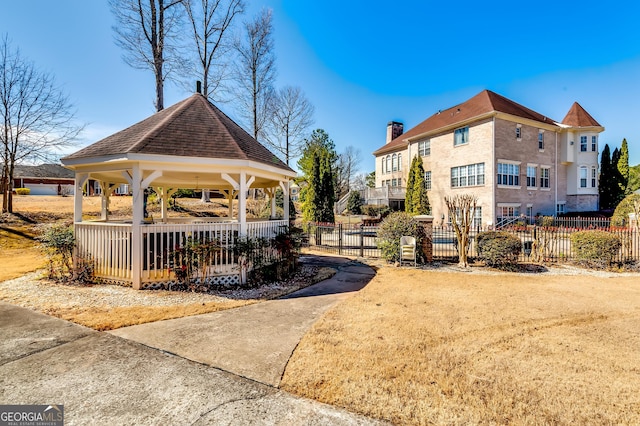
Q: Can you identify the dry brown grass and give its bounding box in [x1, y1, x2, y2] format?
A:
[281, 267, 640, 425]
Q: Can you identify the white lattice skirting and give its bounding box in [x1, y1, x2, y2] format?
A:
[141, 273, 241, 290]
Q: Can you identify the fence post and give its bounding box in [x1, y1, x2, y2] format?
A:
[359, 223, 364, 257]
[338, 223, 343, 255]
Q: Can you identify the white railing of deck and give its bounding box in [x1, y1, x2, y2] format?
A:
[140, 222, 240, 282]
[75, 223, 133, 282]
[76, 220, 285, 285]
[247, 220, 288, 240]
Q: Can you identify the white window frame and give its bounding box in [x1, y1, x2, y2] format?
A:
[556, 203, 566, 215]
[591, 136, 597, 152]
[497, 161, 521, 187]
[540, 167, 550, 189]
[580, 136, 588, 152]
[398, 153, 402, 171]
[386, 155, 391, 174]
[451, 163, 485, 188]
[454, 126, 469, 146]
[526, 165, 537, 188]
[579, 166, 588, 188]
[418, 139, 431, 156]
[538, 131, 544, 150]
[424, 171, 432, 190]
[591, 166, 597, 188]
[515, 125, 522, 140]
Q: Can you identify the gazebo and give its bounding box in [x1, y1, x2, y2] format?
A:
[61, 92, 296, 289]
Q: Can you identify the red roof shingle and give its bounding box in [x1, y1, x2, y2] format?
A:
[63, 94, 293, 172]
[561, 102, 602, 127]
[373, 90, 558, 155]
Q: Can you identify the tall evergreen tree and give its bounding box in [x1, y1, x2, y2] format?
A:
[299, 129, 337, 223]
[618, 138, 630, 195]
[405, 156, 418, 213]
[599, 144, 614, 210]
[411, 159, 430, 215]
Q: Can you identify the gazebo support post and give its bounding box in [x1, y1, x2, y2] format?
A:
[239, 171, 247, 236]
[73, 173, 88, 223]
[280, 180, 290, 222]
[131, 166, 143, 289]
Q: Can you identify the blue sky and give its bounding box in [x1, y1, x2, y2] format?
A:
[3, 0, 640, 172]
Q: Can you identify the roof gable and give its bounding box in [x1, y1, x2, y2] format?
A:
[373, 90, 557, 155]
[561, 102, 601, 127]
[62, 94, 293, 172]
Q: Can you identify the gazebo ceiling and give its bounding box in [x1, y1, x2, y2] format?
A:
[62, 93, 295, 186]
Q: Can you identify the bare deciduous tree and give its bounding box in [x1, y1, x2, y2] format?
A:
[183, 0, 244, 102]
[444, 194, 478, 267]
[110, 0, 186, 111]
[0, 36, 82, 213]
[232, 8, 276, 141]
[265, 85, 314, 165]
[336, 145, 361, 198]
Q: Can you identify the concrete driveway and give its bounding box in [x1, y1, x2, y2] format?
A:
[0, 255, 381, 425]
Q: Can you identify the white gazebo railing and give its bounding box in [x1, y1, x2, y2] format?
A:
[75, 219, 288, 288]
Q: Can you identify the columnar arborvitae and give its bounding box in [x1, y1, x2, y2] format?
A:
[405, 156, 418, 213]
[618, 138, 630, 195]
[411, 158, 430, 215]
[599, 144, 614, 210]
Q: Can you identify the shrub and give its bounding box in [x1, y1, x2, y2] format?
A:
[362, 204, 390, 218]
[476, 231, 522, 270]
[571, 230, 621, 269]
[346, 191, 363, 215]
[611, 193, 640, 227]
[38, 224, 76, 280]
[15, 188, 30, 195]
[376, 211, 425, 263]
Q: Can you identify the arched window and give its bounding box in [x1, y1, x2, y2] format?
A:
[386, 155, 391, 174]
[381, 157, 385, 174]
[398, 153, 402, 171]
[392, 154, 398, 171]
[579, 166, 588, 188]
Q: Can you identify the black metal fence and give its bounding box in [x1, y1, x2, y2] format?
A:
[303, 220, 640, 264]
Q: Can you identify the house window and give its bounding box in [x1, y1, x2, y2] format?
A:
[392, 154, 398, 171]
[398, 153, 402, 171]
[391, 178, 397, 187]
[473, 206, 482, 228]
[526, 166, 537, 187]
[540, 167, 550, 188]
[497, 162, 520, 186]
[381, 157, 385, 174]
[591, 167, 597, 187]
[454, 126, 469, 146]
[591, 136, 597, 152]
[499, 206, 520, 219]
[580, 166, 588, 188]
[538, 131, 544, 150]
[418, 139, 431, 156]
[451, 163, 484, 188]
[556, 203, 566, 215]
[580, 136, 588, 152]
[515, 126, 522, 139]
[386, 155, 391, 174]
[424, 171, 432, 190]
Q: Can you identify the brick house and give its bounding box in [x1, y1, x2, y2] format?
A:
[372, 90, 603, 226]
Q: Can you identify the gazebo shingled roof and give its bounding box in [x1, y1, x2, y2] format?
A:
[63, 93, 293, 173]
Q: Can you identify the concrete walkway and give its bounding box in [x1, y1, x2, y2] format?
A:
[110, 255, 376, 387]
[1, 255, 381, 425]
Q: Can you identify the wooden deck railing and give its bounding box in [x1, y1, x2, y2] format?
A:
[75, 220, 288, 286]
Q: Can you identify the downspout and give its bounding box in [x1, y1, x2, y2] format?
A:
[555, 131, 558, 216]
[491, 116, 496, 227]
